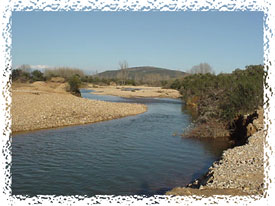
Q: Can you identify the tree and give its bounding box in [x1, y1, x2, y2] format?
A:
[11, 68, 31, 82]
[12, 69, 23, 81]
[44, 67, 84, 80]
[118, 60, 129, 85]
[188, 63, 214, 74]
[18, 64, 31, 73]
[31, 70, 45, 81]
[68, 74, 81, 96]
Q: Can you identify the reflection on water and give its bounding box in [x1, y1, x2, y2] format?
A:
[11, 89, 231, 196]
[181, 104, 199, 121]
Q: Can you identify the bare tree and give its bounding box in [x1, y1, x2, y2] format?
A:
[18, 64, 31, 73]
[44, 67, 84, 80]
[188, 63, 214, 74]
[118, 60, 129, 85]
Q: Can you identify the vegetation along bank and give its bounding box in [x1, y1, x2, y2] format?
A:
[12, 64, 265, 195]
[163, 65, 264, 140]
[11, 78, 147, 134]
[164, 65, 265, 196]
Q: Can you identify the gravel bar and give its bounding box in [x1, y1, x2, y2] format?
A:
[12, 90, 147, 133]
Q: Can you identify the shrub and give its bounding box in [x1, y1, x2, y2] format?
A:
[12, 69, 23, 81]
[219, 65, 264, 121]
[167, 65, 264, 123]
[44, 67, 84, 80]
[31, 70, 45, 81]
[68, 74, 81, 96]
[12, 69, 31, 82]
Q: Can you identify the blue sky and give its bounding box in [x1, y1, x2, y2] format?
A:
[12, 11, 263, 74]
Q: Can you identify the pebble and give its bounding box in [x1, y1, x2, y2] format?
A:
[202, 130, 264, 195]
[11, 90, 147, 133]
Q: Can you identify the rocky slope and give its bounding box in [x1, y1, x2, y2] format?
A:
[167, 109, 264, 196]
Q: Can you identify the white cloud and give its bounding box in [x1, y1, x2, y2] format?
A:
[29, 64, 52, 70]
[13, 64, 52, 70]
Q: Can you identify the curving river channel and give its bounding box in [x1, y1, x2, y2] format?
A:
[12, 89, 231, 196]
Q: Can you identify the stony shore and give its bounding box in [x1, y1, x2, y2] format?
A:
[166, 128, 264, 196]
[11, 82, 147, 133]
[166, 107, 265, 196]
[89, 85, 181, 99]
[12, 82, 265, 196]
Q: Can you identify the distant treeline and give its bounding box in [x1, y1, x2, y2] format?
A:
[12, 65, 85, 82]
[12, 64, 264, 124]
[11, 65, 175, 87]
[12, 66, 84, 96]
[164, 65, 264, 125]
[81, 75, 138, 86]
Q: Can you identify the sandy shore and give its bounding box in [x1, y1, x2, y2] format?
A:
[11, 82, 147, 133]
[88, 85, 181, 99]
[166, 129, 264, 196]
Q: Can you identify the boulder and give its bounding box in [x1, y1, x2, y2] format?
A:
[247, 123, 257, 137]
[253, 108, 264, 130]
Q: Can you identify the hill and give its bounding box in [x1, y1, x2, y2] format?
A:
[95, 66, 187, 84]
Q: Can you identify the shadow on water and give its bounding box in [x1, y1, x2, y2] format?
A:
[182, 137, 234, 186]
[136, 182, 171, 196]
[181, 104, 199, 122]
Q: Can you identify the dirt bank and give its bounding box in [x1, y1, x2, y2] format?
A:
[11, 82, 147, 133]
[88, 85, 181, 99]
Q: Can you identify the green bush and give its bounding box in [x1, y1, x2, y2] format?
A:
[12, 69, 23, 81]
[219, 65, 263, 121]
[68, 74, 81, 96]
[31, 70, 45, 81]
[12, 69, 31, 82]
[166, 65, 264, 123]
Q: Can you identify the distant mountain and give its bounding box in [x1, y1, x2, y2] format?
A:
[96, 66, 187, 81]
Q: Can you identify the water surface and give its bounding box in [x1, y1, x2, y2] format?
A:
[12, 89, 231, 196]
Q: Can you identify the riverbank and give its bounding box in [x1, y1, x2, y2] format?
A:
[166, 127, 264, 196]
[88, 84, 181, 99]
[11, 82, 147, 133]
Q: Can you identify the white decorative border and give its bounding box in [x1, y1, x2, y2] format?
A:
[0, 0, 274, 205]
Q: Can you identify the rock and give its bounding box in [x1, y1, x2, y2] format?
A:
[247, 123, 257, 137]
[253, 119, 263, 130]
[168, 120, 264, 196]
[11, 85, 147, 133]
[203, 130, 264, 195]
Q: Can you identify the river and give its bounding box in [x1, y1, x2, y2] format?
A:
[11, 89, 231, 196]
